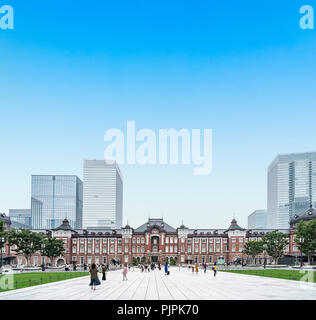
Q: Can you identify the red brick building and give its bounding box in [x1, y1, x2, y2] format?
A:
[1, 215, 308, 267]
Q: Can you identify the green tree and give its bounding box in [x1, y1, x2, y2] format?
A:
[132, 257, 138, 266]
[263, 232, 288, 265]
[141, 256, 146, 264]
[8, 229, 44, 266]
[41, 237, 65, 265]
[295, 220, 316, 265]
[242, 240, 264, 264]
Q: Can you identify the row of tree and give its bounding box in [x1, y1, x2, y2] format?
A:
[0, 221, 65, 266]
[243, 220, 316, 265]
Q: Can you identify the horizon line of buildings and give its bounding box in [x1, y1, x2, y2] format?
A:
[4, 151, 316, 232]
[248, 151, 316, 230]
[8, 160, 123, 231]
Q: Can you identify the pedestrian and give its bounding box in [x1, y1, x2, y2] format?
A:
[213, 263, 217, 277]
[204, 263, 207, 273]
[122, 264, 128, 281]
[195, 263, 199, 274]
[191, 265, 194, 274]
[73, 264, 77, 271]
[164, 262, 169, 275]
[102, 264, 106, 280]
[89, 263, 101, 290]
[83, 263, 87, 271]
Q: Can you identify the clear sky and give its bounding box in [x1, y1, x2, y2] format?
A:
[1, 0, 316, 229]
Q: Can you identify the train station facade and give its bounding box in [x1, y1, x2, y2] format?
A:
[2, 216, 304, 267]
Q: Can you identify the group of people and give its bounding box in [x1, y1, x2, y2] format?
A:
[189, 262, 217, 277]
[89, 263, 110, 290]
[139, 263, 160, 272]
[88, 262, 218, 290]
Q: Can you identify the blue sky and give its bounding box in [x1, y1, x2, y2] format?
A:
[0, 0, 316, 228]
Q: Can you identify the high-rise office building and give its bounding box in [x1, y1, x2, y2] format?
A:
[31, 175, 83, 229]
[247, 210, 267, 229]
[9, 209, 32, 227]
[83, 160, 123, 229]
[267, 152, 316, 229]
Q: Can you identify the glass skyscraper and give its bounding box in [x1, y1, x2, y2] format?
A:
[9, 209, 32, 227]
[31, 175, 83, 229]
[83, 160, 123, 229]
[247, 210, 267, 229]
[267, 152, 316, 229]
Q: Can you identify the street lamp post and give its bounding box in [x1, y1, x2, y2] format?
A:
[0, 236, 4, 269]
[300, 239, 303, 268]
[263, 244, 267, 269]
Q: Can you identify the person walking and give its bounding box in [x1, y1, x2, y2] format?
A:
[191, 265, 194, 274]
[204, 263, 207, 273]
[122, 265, 128, 281]
[213, 263, 217, 277]
[195, 263, 199, 274]
[164, 262, 169, 275]
[89, 263, 101, 290]
[101, 264, 106, 280]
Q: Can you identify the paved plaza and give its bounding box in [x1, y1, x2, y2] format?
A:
[0, 267, 315, 300]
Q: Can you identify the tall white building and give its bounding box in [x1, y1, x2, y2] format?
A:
[267, 152, 316, 229]
[248, 210, 267, 229]
[83, 160, 123, 229]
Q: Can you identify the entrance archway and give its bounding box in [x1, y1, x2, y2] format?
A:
[56, 258, 65, 266]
